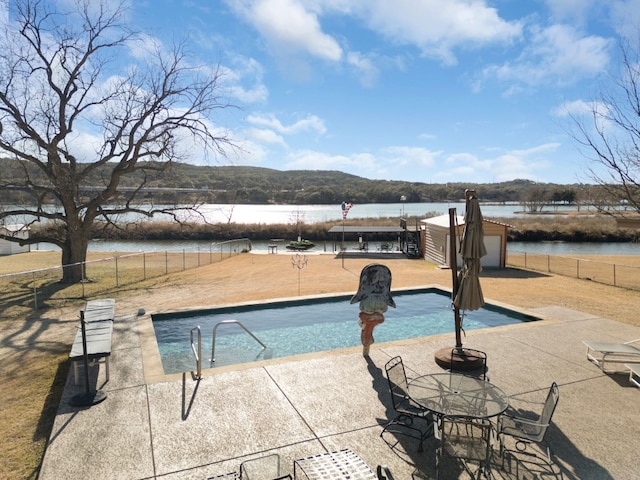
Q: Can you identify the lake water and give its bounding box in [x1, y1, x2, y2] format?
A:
[25, 202, 636, 256]
[150, 201, 586, 224]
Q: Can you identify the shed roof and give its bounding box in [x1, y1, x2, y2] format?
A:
[420, 214, 512, 229]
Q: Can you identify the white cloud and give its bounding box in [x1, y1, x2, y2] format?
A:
[285, 150, 371, 171]
[610, 0, 640, 39]
[244, 128, 287, 147]
[480, 24, 612, 91]
[247, 113, 326, 135]
[381, 146, 439, 167]
[361, 0, 522, 65]
[226, 0, 342, 62]
[542, 0, 598, 23]
[552, 99, 608, 117]
[346, 51, 380, 88]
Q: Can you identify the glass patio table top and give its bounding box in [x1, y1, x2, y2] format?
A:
[408, 372, 509, 419]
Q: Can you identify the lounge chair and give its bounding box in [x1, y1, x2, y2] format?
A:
[626, 364, 640, 388]
[583, 338, 640, 373]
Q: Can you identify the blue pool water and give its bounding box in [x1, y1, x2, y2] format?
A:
[152, 288, 538, 374]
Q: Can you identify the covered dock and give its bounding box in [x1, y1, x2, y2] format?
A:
[327, 225, 420, 257]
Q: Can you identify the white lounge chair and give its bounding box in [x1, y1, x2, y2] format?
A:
[583, 338, 640, 373]
[626, 364, 640, 388]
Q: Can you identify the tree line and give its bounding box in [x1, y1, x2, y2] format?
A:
[0, 157, 598, 207]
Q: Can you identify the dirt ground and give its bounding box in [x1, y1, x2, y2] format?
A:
[0, 250, 639, 479]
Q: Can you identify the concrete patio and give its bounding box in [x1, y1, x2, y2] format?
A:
[39, 299, 639, 479]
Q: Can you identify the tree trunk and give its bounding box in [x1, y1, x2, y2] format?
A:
[60, 232, 89, 284]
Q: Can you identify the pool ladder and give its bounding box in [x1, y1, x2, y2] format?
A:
[189, 320, 268, 378]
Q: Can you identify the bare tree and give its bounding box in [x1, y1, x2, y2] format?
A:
[568, 39, 640, 217]
[0, 0, 236, 283]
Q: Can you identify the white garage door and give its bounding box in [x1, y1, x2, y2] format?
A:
[482, 236, 502, 268]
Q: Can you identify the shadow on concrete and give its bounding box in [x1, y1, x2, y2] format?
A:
[182, 372, 202, 420]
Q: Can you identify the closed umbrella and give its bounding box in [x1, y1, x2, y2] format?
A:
[434, 190, 486, 370]
[454, 191, 486, 312]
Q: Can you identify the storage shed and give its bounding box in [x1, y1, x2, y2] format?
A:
[421, 214, 509, 269]
[0, 224, 31, 255]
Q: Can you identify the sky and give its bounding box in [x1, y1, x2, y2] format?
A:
[5, 0, 640, 185]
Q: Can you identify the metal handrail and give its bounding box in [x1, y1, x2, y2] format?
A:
[190, 326, 202, 379]
[210, 319, 267, 363]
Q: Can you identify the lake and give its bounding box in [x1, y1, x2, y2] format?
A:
[10, 201, 590, 226]
[24, 202, 636, 256]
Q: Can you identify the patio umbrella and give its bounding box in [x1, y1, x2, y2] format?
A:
[454, 191, 486, 313]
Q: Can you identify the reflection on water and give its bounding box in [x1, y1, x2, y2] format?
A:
[30, 238, 636, 256]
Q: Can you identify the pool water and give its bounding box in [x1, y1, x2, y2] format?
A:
[152, 288, 537, 374]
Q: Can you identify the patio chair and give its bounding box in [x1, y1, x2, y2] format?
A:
[381, 356, 434, 452]
[436, 417, 493, 480]
[497, 382, 560, 460]
[376, 465, 395, 479]
[583, 338, 640, 373]
[627, 363, 640, 388]
[240, 453, 291, 479]
[449, 347, 488, 380]
[293, 448, 376, 479]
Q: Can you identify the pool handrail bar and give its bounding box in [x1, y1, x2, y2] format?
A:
[210, 319, 267, 363]
[190, 326, 202, 380]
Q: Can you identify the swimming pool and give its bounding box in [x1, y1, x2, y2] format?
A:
[152, 288, 539, 374]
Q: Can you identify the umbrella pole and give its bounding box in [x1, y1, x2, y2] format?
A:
[447, 208, 463, 349]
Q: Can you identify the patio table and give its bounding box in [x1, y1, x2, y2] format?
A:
[408, 372, 509, 419]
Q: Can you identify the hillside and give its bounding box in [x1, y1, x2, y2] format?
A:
[0, 157, 585, 206]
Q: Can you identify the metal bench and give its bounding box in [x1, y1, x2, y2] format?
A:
[69, 299, 115, 385]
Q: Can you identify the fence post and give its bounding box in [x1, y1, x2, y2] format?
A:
[165, 250, 168, 275]
[143, 252, 147, 280]
[613, 263, 616, 287]
[547, 254, 550, 273]
[183, 249, 186, 271]
[115, 256, 119, 287]
[577, 259, 580, 279]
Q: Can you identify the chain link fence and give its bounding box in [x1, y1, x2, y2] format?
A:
[0, 239, 251, 314]
[507, 251, 640, 291]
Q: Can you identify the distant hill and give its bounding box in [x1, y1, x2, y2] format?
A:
[0, 157, 585, 205]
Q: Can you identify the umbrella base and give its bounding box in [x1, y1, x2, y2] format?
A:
[434, 347, 485, 371]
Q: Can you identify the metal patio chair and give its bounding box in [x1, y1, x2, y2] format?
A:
[437, 416, 493, 480]
[498, 382, 560, 460]
[381, 356, 434, 452]
[449, 347, 488, 380]
[240, 453, 291, 479]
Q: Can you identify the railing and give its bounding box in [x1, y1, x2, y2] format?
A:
[190, 326, 202, 380]
[0, 238, 252, 314]
[210, 319, 267, 364]
[507, 251, 640, 291]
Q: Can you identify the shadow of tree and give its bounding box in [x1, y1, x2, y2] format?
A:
[480, 268, 551, 279]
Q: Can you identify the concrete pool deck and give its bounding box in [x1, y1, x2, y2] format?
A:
[39, 304, 640, 479]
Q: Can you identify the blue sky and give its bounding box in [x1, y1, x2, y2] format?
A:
[6, 1, 640, 185]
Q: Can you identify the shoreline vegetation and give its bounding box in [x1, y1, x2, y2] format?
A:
[77, 212, 640, 244]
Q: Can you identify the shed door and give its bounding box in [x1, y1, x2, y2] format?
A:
[482, 236, 501, 268]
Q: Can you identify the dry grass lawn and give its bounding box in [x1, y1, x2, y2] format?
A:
[1, 250, 639, 479]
